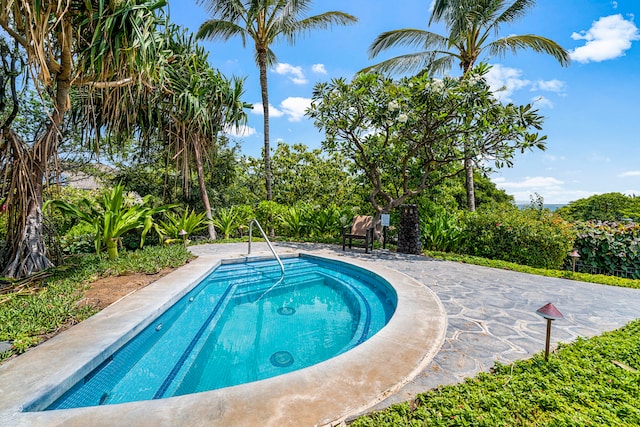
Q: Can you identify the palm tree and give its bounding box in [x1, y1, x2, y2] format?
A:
[364, 0, 570, 211]
[159, 26, 249, 240]
[196, 0, 357, 201]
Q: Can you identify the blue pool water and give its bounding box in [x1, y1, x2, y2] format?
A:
[43, 255, 397, 410]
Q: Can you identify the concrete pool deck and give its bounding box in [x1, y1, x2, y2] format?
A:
[0, 244, 446, 426]
[1, 242, 639, 426]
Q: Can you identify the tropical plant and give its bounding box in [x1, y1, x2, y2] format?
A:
[309, 205, 342, 238]
[157, 26, 249, 240]
[0, 0, 168, 278]
[364, 0, 570, 212]
[308, 67, 546, 227]
[420, 205, 464, 252]
[47, 184, 174, 260]
[572, 221, 640, 279]
[155, 209, 211, 245]
[212, 207, 244, 239]
[279, 205, 309, 238]
[196, 0, 357, 201]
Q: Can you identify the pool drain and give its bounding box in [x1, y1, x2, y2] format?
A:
[277, 306, 296, 316]
[270, 351, 294, 367]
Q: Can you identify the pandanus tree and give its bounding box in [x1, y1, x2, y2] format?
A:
[196, 0, 357, 201]
[157, 26, 249, 240]
[364, 0, 570, 211]
[0, 0, 169, 278]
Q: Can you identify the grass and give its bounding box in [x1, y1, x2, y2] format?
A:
[351, 319, 640, 426]
[0, 244, 192, 361]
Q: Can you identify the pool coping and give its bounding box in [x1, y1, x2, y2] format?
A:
[0, 248, 447, 426]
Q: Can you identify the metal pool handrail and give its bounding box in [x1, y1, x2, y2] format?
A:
[248, 219, 285, 277]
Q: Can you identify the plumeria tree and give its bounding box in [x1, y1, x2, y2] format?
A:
[307, 67, 547, 225]
[364, 0, 570, 211]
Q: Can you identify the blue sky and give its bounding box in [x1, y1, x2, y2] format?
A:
[169, 0, 640, 204]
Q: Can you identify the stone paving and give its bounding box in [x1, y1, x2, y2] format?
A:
[191, 242, 640, 411]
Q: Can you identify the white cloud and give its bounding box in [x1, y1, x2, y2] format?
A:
[273, 63, 307, 85]
[570, 14, 640, 63]
[312, 64, 327, 74]
[532, 96, 554, 109]
[533, 79, 566, 92]
[224, 124, 256, 138]
[485, 64, 531, 101]
[252, 102, 284, 118]
[620, 171, 640, 177]
[612, 1, 618, 9]
[496, 176, 564, 189]
[279, 97, 311, 122]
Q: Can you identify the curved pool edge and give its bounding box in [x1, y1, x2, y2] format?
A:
[0, 247, 447, 427]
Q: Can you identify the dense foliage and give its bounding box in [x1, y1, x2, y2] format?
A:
[352, 319, 640, 427]
[458, 204, 575, 269]
[308, 66, 546, 224]
[556, 192, 640, 222]
[573, 221, 640, 279]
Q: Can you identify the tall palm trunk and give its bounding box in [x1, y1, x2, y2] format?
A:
[193, 135, 217, 240]
[464, 157, 476, 211]
[257, 48, 272, 201]
[462, 63, 476, 212]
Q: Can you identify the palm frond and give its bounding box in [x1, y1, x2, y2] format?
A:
[196, 19, 248, 45]
[289, 12, 358, 43]
[360, 51, 450, 76]
[488, 35, 570, 66]
[493, 0, 537, 27]
[368, 29, 449, 59]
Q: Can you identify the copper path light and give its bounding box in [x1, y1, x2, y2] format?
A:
[535, 303, 564, 361]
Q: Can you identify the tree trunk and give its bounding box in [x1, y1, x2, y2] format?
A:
[257, 50, 272, 202]
[465, 157, 476, 212]
[1, 126, 56, 277]
[1, 25, 72, 278]
[2, 190, 54, 278]
[193, 136, 217, 240]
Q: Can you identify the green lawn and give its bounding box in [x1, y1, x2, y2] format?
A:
[352, 319, 640, 426]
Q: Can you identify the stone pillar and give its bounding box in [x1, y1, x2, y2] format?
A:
[397, 204, 422, 254]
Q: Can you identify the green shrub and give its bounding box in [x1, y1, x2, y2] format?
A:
[279, 204, 310, 238]
[254, 201, 287, 235]
[459, 204, 575, 269]
[154, 208, 212, 244]
[308, 205, 342, 238]
[420, 204, 463, 252]
[573, 221, 640, 279]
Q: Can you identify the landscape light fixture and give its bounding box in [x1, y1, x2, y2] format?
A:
[569, 250, 580, 273]
[179, 229, 188, 246]
[535, 302, 564, 361]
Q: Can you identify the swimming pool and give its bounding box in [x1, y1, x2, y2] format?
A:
[42, 256, 397, 410]
[0, 246, 446, 426]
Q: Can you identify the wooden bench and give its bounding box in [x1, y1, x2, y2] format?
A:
[342, 215, 374, 253]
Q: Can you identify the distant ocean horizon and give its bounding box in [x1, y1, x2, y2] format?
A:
[516, 203, 566, 212]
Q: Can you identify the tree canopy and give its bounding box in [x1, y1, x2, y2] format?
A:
[556, 193, 640, 223]
[307, 67, 546, 223]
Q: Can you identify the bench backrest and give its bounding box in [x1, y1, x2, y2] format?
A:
[350, 215, 373, 236]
